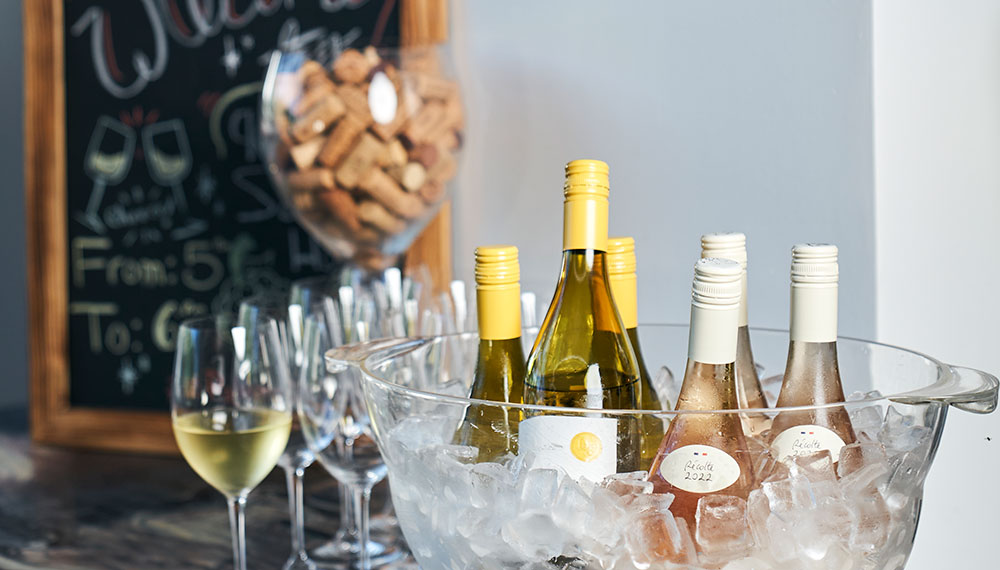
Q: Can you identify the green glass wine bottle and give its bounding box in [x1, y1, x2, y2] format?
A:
[454, 245, 526, 462]
[521, 159, 640, 480]
[607, 236, 667, 471]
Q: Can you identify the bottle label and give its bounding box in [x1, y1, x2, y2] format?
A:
[659, 444, 741, 494]
[771, 424, 847, 462]
[518, 415, 618, 481]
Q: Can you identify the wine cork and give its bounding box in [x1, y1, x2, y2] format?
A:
[359, 168, 427, 219]
[291, 95, 346, 143]
[332, 49, 373, 84]
[336, 133, 385, 189]
[415, 75, 458, 100]
[293, 77, 336, 115]
[358, 200, 406, 234]
[298, 60, 326, 88]
[289, 137, 324, 170]
[287, 169, 335, 192]
[378, 139, 409, 168]
[397, 162, 427, 192]
[409, 143, 439, 169]
[370, 103, 408, 141]
[402, 101, 445, 146]
[317, 187, 361, 233]
[426, 151, 456, 183]
[337, 85, 373, 126]
[317, 114, 366, 167]
[418, 180, 446, 204]
[363, 46, 382, 68]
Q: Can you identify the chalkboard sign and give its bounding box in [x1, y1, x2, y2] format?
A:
[27, 0, 448, 453]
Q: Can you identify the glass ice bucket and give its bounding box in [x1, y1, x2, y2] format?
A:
[325, 325, 998, 570]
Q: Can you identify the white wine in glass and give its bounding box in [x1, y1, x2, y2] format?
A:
[171, 315, 292, 570]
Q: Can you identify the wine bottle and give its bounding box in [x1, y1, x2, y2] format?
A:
[769, 244, 856, 462]
[455, 245, 527, 462]
[700, 233, 770, 436]
[647, 258, 756, 523]
[522, 159, 640, 480]
[607, 236, 666, 471]
[174, 407, 292, 498]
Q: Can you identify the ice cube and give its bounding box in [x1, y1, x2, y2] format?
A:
[500, 512, 569, 561]
[387, 414, 456, 453]
[604, 476, 654, 498]
[695, 495, 752, 565]
[837, 442, 890, 494]
[722, 556, 777, 570]
[746, 489, 771, 547]
[624, 510, 697, 566]
[849, 404, 885, 439]
[788, 450, 836, 483]
[756, 451, 791, 483]
[518, 468, 562, 513]
[883, 450, 925, 516]
[551, 477, 594, 535]
[469, 461, 515, 509]
[880, 406, 933, 456]
[628, 492, 675, 516]
[848, 490, 891, 552]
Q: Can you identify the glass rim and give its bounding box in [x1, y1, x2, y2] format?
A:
[344, 323, 967, 417]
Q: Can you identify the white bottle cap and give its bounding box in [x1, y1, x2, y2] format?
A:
[791, 243, 838, 285]
[789, 244, 838, 342]
[692, 258, 742, 307]
[689, 258, 741, 364]
[701, 232, 749, 326]
[700, 232, 747, 268]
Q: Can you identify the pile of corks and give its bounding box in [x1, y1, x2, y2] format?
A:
[273, 47, 462, 270]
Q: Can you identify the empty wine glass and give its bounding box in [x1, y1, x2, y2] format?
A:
[299, 307, 404, 569]
[239, 296, 316, 570]
[171, 315, 292, 570]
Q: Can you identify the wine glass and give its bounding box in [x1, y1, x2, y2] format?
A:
[238, 296, 317, 570]
[171, 315, 292, 570]
[298, 307, 404, 569]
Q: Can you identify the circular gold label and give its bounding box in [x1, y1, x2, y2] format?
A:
[569, 432, 603, 462]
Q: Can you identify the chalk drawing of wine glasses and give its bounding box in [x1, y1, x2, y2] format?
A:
[142, 119, 206, 240]
[76, 116, 135, 234]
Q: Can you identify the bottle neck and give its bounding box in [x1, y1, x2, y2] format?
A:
[688, 303, 739, 365]
[477, 282, 521, 341]
[790, 283, 837, 342]
[608, 272, 638, 329]
[562, 195, 608, 252]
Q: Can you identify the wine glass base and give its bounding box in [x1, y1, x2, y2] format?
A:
[283, 552, 319, 570]
[310, 532, 405, 569]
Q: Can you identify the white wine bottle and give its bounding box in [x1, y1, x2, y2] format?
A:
[522, 159, 640, 480]
[455, 245, 526, 462]
[700, 233, 770, 436]
[769, 244, 856, 463]
[647, 258, 756, 523]
[607, 236, 666, 471]
[174, 407, 292, 498]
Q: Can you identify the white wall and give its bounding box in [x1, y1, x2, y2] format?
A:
[874, 1, 1000, 569]
[450, 0, 876, 337]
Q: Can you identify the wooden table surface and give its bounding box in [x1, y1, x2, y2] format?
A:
[0, 410, 413, 569]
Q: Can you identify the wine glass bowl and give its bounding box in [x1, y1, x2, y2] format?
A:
[261, 42, 464, 272]
[336, 324, 998, 570]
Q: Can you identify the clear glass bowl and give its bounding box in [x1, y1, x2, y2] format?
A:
[261, 42, 462, 272]
[327, 325, 997, 570]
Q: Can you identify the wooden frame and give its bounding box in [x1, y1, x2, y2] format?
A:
[26, 0, 453, 454]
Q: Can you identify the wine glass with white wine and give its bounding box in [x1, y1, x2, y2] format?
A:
[171, 315, 292, 570]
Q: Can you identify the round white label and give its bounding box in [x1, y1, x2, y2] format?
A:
[659, 444, 741, 494]
[770, 424, 847, 463]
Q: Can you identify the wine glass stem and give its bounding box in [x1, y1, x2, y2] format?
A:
[284, 465, 309, 559]
[351, 485, 373, 570]
[340, 484, 355, 538]
[226, 495, 248, 570]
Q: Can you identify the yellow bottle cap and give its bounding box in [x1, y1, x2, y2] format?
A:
[606, 236, 637, 277]
[475, 245, 520, 286]
[563, 159, 610, 198]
